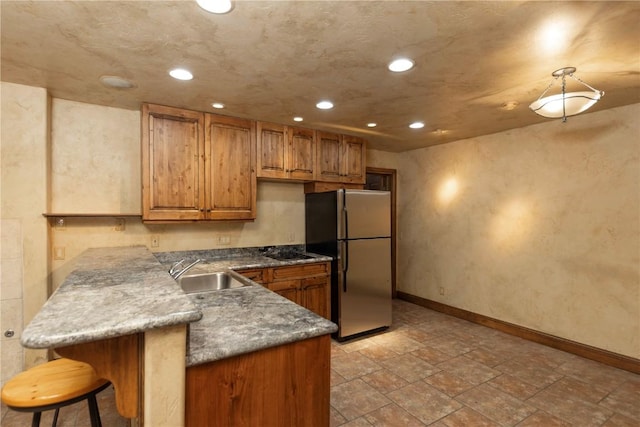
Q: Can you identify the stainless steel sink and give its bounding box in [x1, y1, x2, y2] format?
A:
[179, 271, 248, 294]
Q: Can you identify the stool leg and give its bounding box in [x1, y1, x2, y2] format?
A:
[87, 393, 102, 427]
[31, 411, 41, 427]
[52, 408, 60, 427]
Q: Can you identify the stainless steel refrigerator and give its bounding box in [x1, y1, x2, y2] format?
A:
[305, 189, 392, 340]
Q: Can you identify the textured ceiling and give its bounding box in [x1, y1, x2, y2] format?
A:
[1, 1, 639, 152]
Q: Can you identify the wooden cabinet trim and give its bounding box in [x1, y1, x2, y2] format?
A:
[56, 334, 141, 419]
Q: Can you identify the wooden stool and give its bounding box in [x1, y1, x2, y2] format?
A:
[1, 358, 110, 427]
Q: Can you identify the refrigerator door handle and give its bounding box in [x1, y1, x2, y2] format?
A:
[341, 240, 349, 292]
[340, 189, 349, 292]
[343, 190, 349, 240]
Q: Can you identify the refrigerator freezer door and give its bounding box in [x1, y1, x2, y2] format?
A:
[339, 190, 391, 240]
[339, 238, 392, 338]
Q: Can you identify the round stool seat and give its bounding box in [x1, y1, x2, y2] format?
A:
[2, 358, 109, 412]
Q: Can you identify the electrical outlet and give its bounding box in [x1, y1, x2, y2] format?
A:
[217, 235, 231, 245]
[53, 246, 65, 260]
[114, 218, 125, 231]
[287, 232, 295, 243]
[439, 287, 445, 296]
[151, 235, 159, 248]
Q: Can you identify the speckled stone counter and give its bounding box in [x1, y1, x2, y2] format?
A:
[155, 247, 337, 366]
[21, 246, 202, 349]
[21, 244, 337, 367]
[186, 282, 336, 366]
[153, 244, 332, 271]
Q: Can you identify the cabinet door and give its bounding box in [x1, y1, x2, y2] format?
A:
[204, 114, 257, 220]
[301, 275, 330, 319]
[142, 104, 205, 221]
[272, 263, 329, 281]
[315, 131, 342, 182]
[235, 268, 266, 284]
[268, 279, 301, 305]
[256, 122, 287, 179]
[288, 127, 315, 181]
[341, 135, 366, 184]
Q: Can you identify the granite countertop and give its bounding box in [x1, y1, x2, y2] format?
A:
[21, 245, 337, 366]
[163, 250, 337, 366]
[186, 283, 337, 366]
[21, 246, 202, 349]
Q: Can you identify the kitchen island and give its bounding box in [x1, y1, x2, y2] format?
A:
[21, 245, 337, 426]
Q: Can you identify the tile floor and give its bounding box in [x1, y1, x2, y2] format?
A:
[329, 299, 639, 426]
[2, 299, 638, 426]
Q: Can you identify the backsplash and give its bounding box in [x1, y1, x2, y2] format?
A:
[154, 244, 306, 265]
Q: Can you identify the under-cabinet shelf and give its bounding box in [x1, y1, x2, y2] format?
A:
[43, 213, 142, 218]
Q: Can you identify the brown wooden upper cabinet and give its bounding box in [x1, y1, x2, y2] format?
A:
[256, 122, 315, 181]
[205, 114, 257, 220]
[316, 131, 366, 184]
[142, 104, 256, 222]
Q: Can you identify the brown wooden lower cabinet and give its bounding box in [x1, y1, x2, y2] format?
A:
[185, 335, 331, 427]
[237, 262, 331, 320]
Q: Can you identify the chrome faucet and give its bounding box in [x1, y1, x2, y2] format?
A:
[169, 259, 202, 280]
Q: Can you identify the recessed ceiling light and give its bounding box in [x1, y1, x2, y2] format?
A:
[169, 68, 193, 81]
[211, 102, 225, 109]
[433, 128, 449, 136]
[316, 100, 334, 110]
[293, 117, 304, 122]
[367, 123, 377, 128]
[388, 58, 415, 73]
[196, 0, 233, 14]
[99, 75, 135, 89]
[409, 122, 425, 129]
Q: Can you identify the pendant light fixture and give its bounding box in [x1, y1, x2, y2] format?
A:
[529, 67, 604, 122]
[196, 0, 233, 14]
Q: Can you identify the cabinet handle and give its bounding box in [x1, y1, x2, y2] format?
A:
[200, 208, 204, 212]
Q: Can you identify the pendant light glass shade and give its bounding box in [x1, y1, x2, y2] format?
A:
[196, 0, 233, 14]
[529, 91, 602, 118]
[529, 67, 604, 122]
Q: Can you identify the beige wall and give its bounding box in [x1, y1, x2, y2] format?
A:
[4, 82, 637, 373]
[1, 82, 49, 378]
[51, 100, 141, 213]
[367, 148, 399, 171]
[48, 99, 306, 289]
[397, 103, 640, 359]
